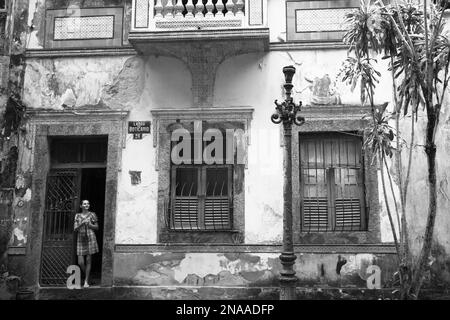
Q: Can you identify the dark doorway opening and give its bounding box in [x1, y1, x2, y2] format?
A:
[40, 136, 108, 287]
[79, 168, 106, 285]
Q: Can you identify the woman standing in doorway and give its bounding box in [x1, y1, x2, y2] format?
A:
[74, 199, 99, 288]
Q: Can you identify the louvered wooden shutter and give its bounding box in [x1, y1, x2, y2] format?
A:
[303, 197, 329, 231]
[204, 167, 232, 230]
[333, 137, 364, 231]
[170, 166, 232, 230]
[173, 197, 199, 230]
[300, 138, 331, 231]
[171, 167, 200, 230]
[300, 133, 365, 232]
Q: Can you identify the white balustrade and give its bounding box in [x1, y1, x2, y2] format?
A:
[164, 0, 174, 19]
[174, 0, 184, 19]
[154, 0, 243, 20]
[215, 1, 225, 18]
[205, 0, 214, 18]
[155, 0, 164, 18]
[225, 0, 235, 18]
[185, 0, 195, 18]
[195, 0, 204, 18]
[235, 0, 244, 17]
[130, 0, 268, 32]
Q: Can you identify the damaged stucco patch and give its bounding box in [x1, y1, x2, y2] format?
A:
[117, 252, 281, 287]
[115, 252, 399, 288]
[23, 56, 136, 110]
[100, 56, 145, 110]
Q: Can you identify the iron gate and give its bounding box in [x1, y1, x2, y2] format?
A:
[40, 169, 79, 286]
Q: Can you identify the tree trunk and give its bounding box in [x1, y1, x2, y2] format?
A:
[409, 111, 438, 299]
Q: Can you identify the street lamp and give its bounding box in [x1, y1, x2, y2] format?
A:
[271, 65, 305, 300]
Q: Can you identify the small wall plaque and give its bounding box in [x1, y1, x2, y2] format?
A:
[128, 121, 151, 140]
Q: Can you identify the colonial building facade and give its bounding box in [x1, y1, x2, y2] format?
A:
[1, 0, 450, 299]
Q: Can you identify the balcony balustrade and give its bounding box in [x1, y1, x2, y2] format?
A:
[131, 0, 266, 32]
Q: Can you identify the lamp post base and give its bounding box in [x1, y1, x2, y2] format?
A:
[279, 251, 297, 300]
[279, 277, 297, 300]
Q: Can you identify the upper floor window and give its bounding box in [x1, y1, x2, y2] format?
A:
[299, 132, 366, 232]
[0, 1, 6, 11]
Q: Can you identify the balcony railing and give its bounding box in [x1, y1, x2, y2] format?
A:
[131, 0, 267, 32]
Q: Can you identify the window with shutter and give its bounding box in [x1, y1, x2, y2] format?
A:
[169, 165, 233, 231]
[168, 130, 233, 231]
[300, 132, 366, 232]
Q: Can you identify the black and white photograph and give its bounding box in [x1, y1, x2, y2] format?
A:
[1, 0, 450, 307]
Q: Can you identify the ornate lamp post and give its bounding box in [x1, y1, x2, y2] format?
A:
[271, 65, 305, 300]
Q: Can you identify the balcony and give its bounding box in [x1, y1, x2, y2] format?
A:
[129, 0, 269, 55]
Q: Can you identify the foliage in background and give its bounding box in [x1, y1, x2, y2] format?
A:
[339, 0, 450, 299]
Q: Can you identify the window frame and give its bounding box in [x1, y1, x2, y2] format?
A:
[299, 132, 367, 232]
[151, 108, 253, 245]
[291, 105, 381, 245]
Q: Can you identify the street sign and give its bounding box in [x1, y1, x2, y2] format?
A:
[128, 121, 151, 140]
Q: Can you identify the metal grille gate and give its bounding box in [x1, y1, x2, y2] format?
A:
[40, 169, 79, 286]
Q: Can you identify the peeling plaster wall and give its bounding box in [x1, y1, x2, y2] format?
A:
[24, 56, 131, 109]
[392, 101, 450, 257]
[113, 251, 397, 290]
[20, 54, 192, 246]
[2, 0, 31, 256]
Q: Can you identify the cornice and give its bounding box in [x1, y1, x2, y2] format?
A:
[25, 47, 137, 58]
[150, 107, 254, 121]
[26, 108, 129, 123]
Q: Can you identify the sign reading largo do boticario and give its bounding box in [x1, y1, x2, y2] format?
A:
[128, 121, 151, 139]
